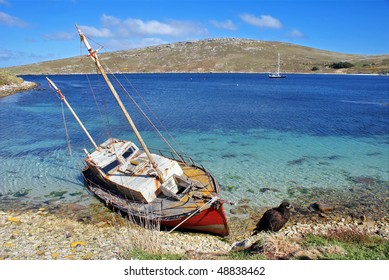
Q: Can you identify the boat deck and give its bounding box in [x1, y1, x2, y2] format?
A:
[84, 161, 219, 220]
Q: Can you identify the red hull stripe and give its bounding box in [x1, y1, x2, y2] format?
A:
[161, 205, 229, 236]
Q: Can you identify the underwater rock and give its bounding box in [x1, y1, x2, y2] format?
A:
[44, 191, 68, 198]
[12, 189, 31, 198]
[287, 186, 308, 197]
[238, 198, 251, 204]
[69, 192, 83, 197]
[287, 158, 307, 166]
[221, 153, 237, 159]
[349, 176, 379, 185]
[226, 185, 237, 192]
[259, 188, 280, 193]
[326, 155, 344, 160]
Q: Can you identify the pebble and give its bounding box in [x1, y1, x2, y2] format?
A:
[7, 217, 21, 223]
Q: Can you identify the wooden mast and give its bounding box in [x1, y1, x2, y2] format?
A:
[46, 77, 98, 149]
[75, 24, 165, 183]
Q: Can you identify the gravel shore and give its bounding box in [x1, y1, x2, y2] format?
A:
[0, 205, 231, 260]
[1, 200, 387, 260]
[0, 81, 38, 98]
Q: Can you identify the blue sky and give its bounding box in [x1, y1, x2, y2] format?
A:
[1, 0, 388, 67]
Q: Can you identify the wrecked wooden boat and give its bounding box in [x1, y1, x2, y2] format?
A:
[46, 25, 229, 236]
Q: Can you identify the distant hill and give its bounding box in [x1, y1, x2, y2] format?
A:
[6, 38, 389, 75]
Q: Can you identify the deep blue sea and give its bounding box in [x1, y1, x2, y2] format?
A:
[0, 73, 388, 207]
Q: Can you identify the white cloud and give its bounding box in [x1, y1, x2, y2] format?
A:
[0, 48, 18, 60]
[105, 37, 166, 50]
[40, 14, 208, 54]
[101, 14, 120, 27]
[123, 18, 178, 36]
[0, 48, 49, 67]
[286, 28, 306, 39]
[0, 0, 10, 6]
[43, 31, 76, 41]
[0, 11, 28, 27]
[240, 13, 282, 29]
[78, 25, 113, 38]
[99, 14, 207, 37]
[209, 19, 237, 31]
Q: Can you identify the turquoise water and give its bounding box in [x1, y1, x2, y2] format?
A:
[0, 74, 388, 207]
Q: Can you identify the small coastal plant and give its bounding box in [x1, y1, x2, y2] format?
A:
[328, 61, 354, 69]
[302, 231, 389, 260]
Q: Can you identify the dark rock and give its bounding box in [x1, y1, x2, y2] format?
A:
[294, 206, 311, 215]
[349, 176, 378, 185]
[318, 213, 327, 218]
[259, 188, 280, 193]
[230, 239, 252, 252]
[311, 202, 334, 213]
[287, 158, 307, 166]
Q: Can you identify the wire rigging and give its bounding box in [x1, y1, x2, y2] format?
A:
[61, 101, 72, 156]
[100, 60, 186, 161]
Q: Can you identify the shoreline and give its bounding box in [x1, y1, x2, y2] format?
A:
[0, 81, 39, 99]
[1, 179, 388, 260]
[1, 159, 388, 260]
[1, 202, 387, 260]
[19, 71, 387, 76]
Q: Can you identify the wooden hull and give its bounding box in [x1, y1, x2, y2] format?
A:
[82, 166, 229, 236]
[160, 203, 229, 236]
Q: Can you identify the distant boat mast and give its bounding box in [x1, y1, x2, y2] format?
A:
[269, 53, 286, 78]
[276, 53, 281, 75]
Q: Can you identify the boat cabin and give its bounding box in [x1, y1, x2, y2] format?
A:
[85, 138, 184, 203]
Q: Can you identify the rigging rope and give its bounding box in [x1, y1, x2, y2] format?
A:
[167, 196, 219, 234]
[79, 36, 188, 161]
[100, 60, 186, 160]
[122, 74, 188, 157]
[48, 80, 73, 156]
[61, 102, 72, 156]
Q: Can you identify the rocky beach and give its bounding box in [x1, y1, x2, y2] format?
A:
[1, 179, 388, 260]
[0, 81, 38, 98]
[0, 69, 38, 98]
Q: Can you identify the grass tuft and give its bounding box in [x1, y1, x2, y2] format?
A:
[302, 230, 389, 260]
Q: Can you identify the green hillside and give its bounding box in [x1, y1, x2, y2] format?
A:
[0, 70, 24, 86]
[6, 39, 389, 75]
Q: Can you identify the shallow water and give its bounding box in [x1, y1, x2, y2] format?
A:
[0, 73, 388, 208]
